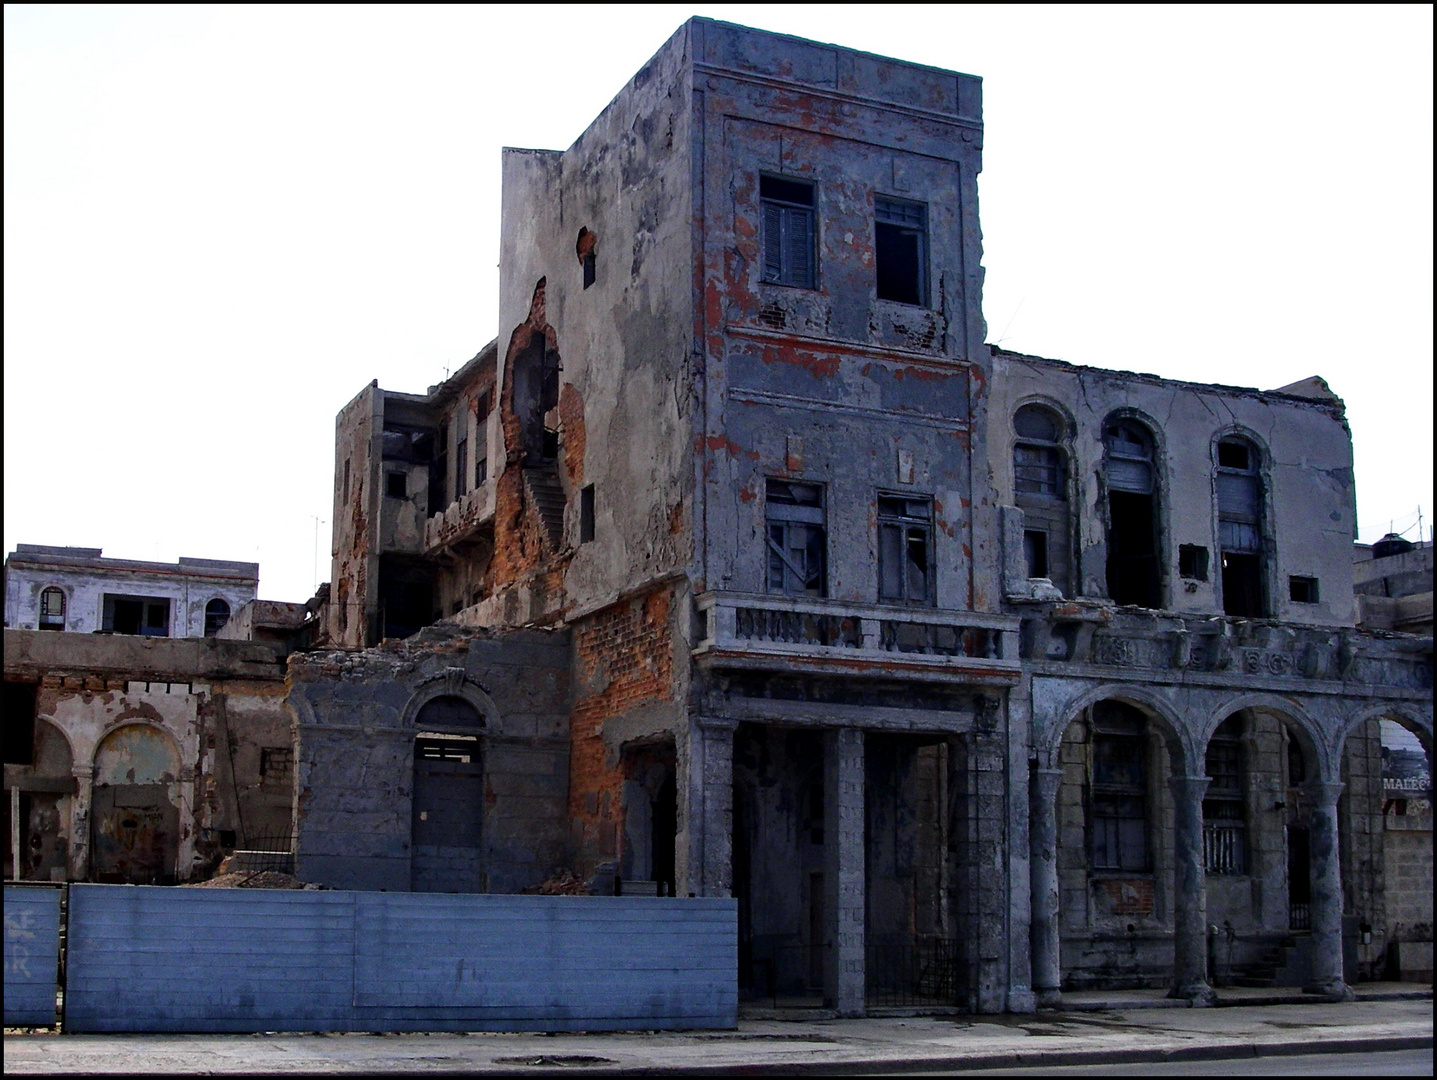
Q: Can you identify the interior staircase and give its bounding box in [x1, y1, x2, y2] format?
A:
[523, 466, 566, 549]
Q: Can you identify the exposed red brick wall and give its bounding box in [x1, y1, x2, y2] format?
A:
[568, 588, 675, 879]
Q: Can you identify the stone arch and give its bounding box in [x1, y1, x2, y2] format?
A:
[1041, 682, 1194, 774]
[1200, 692, 1327, 775]
[32, 715, 78, 774]
[90, 722, 183, 885]
[1339, 700, 1433, 757]
[400, 668, 497, 732]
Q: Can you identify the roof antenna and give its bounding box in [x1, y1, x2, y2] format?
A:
[994, 297, 1026, 346]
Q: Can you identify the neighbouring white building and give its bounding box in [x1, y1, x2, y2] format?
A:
[4, 545, 258, 639]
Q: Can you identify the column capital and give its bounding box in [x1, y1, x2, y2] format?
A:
[693, 714, 738, 734]
[1168, 773, 1210, 800]
[1303, 779, 1345, 807]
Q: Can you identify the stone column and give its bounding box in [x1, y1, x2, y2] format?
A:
[70, 764, 94, 881]
[1305, 779, 1355, 1000]
[1169, 773, 1216, 1004]
[679, 716, 736, 899]
[824, 727, 865, 1016]
[1029, 766, 1064, 1006]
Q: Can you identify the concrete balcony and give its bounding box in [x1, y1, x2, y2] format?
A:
[693, 592, 1023, 685]
[424, 483, 495, 557]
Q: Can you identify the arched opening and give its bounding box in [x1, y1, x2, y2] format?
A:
[1103, 418, 1161, 608]
[1216, 435, 1266, 616]
[38, 587, 66, 631]
[204, 598, 231, 636]
[4, 717, 73, 881]
[410, 695, 486, 893]
[91, 724, 181, 885]
[1014, 403, 1072, 595]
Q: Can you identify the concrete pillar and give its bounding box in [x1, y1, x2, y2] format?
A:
[1169, 773, 1216, 1005]
[70, 765, 94, 881]
[1029, 766, 1064, 1006]
[823, 727, 865, 1016]
[678, 716, 735, 899]
[1305, 779, 1355, 1000]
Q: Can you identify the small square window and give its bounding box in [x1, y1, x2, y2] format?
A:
[386, 472, 407, 499]
[1289, 576, 1319, 604]
[1179, 545, 1209, 581]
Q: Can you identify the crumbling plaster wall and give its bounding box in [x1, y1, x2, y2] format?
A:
[988, 352, 1356, 624]
[289, 624, 572, 893]
[331, 382, 381, 647]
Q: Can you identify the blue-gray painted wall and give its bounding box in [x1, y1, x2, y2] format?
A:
[3, 885, 61, 1027]
[64, 885, 736, 1033]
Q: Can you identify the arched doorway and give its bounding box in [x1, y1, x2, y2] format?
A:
[91, 724, 181, 885]
[410, 694, 485, 893]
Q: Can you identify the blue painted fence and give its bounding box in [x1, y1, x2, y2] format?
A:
[3, 885, 62, 1027]
[64, 885, 736, 1033]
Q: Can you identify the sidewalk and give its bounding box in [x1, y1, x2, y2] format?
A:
[5, 991, 1431, 1075]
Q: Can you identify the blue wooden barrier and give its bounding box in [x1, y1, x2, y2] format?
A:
[64, 884, 736, 1033]
[3, 885, 62, 1027]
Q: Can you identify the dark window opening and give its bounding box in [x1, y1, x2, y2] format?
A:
[476, 390, 493, 418]
[576, 227, 598, 290]
[583, 252, 596, 289]
[1090, 702, 1150, 872]
[515, 335, 563, 466]
[875, 195, 927, 306]
[218, 829, 237, 849]
[1217, 437, 1265, 617]
[1289, 576, 1319, 604]
[476, 457, 488, 486]
[580, 484, 596, 544]
[1104, 420, 1161, 608]
[386, 472, 407, 499]
[878, 495, 933, 604]
[760, 175, 815, 289]
[204, 598, 231, 636]
[342, 458, 351, 501]
[1287, 735, 1307, 785]
[1203, 715, 1246, 874]
[102, 595, 170, 637]
[39, 587, 66, 630]
[1024, 530, 1049, 579]
[377, 554, 435, 641]
[3, 683, 37, 765]
[766, 479, 826, 596]
[381, 425, 435, 465]
[1179, 544, 1209, 581]
[455, 438, 468, 502]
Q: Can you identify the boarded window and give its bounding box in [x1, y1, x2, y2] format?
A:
[877, 495, 933, 604]
[766, 479, 826, 596]
[875, 195, 927, 305]
[760, 175, 816, 289]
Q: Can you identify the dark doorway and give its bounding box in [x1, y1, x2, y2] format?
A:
[1107, 491, 1160, 607]
[378, 554, 436, 641]
[1288, 826, 1311, 930]
[651, 773, 677, 897]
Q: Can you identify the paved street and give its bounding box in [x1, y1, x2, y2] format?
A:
[5, 997, 1431, 1075]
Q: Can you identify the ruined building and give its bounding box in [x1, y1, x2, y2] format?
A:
[296, 19, 1432, 1013]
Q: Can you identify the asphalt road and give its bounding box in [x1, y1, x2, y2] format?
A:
[903, 1046, 1434, 1075]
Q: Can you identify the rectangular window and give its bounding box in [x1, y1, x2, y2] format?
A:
[1179, 544, 1209, 581]
[875, 195, 927, 306]
[1204, 721, 1246, 874]
[580, 484, 596, 543]
[1289, 576, 1319, 603]
[102, 595, 170, 637]
[476, 456, 488, 486]
[1015, 444, 1062, 495]
[342, 458, 350, 501]
[1023, 529, 1049, 579]
[1091, 720, 1149, 872]
[455, 438, 468, 502]
[476, 390, 493, 418]
[878, 495, 934, 604]
[766, 479, 826, 596]
[582, 252, 596, 289]
[386, 472, 407, 499]
[760, 175, 816, 289]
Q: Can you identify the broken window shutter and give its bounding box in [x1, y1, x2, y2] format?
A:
[879, 523, 903, 598]
[763, 202, 784, 281]
[1106, 458, 1152, 494]
[1216, 472, 1259, 520]
[783, 206, 813, 287]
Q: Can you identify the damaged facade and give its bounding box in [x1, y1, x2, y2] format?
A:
[296, 18, 1431, 1014]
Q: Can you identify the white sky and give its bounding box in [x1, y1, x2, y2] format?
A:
[5, 4, 1432, 604]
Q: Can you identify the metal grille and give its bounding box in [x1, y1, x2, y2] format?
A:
[865, 936, 963, 1008]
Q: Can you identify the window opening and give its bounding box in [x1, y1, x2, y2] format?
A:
[760, 175, 815, 289]
[576, 227, 598, 290]
[1023, 530, 1049, 579]
[580, 484, 596, 544]
[3, 684, 37, 764]
[476, 456, 488, 486]
[342, 458, 351, 501]
[476, 390, 493, 418]
[39, 587, 66, 630]
[878, 495, 934, 604]
[386, 472, 407, 499]
[875, 195, 927, 306]
[1014, 403, 1071, 594]
[1289, 575, 1319, 604]
[1217, 437, 1264, 616]
[1104, 419, 1160, 608]
[455, 438, 468, 502]
[204, 598, 231, 636]
[766, 479, 826, 596]
[102, 595, 170, 637]
[1203, 715, 1246, 874]
[1287, 732, 1307, 786]
[1179, 544, 1209, 581]
[433, 423, 450, 510]
[1090, 702, 1149, 872]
